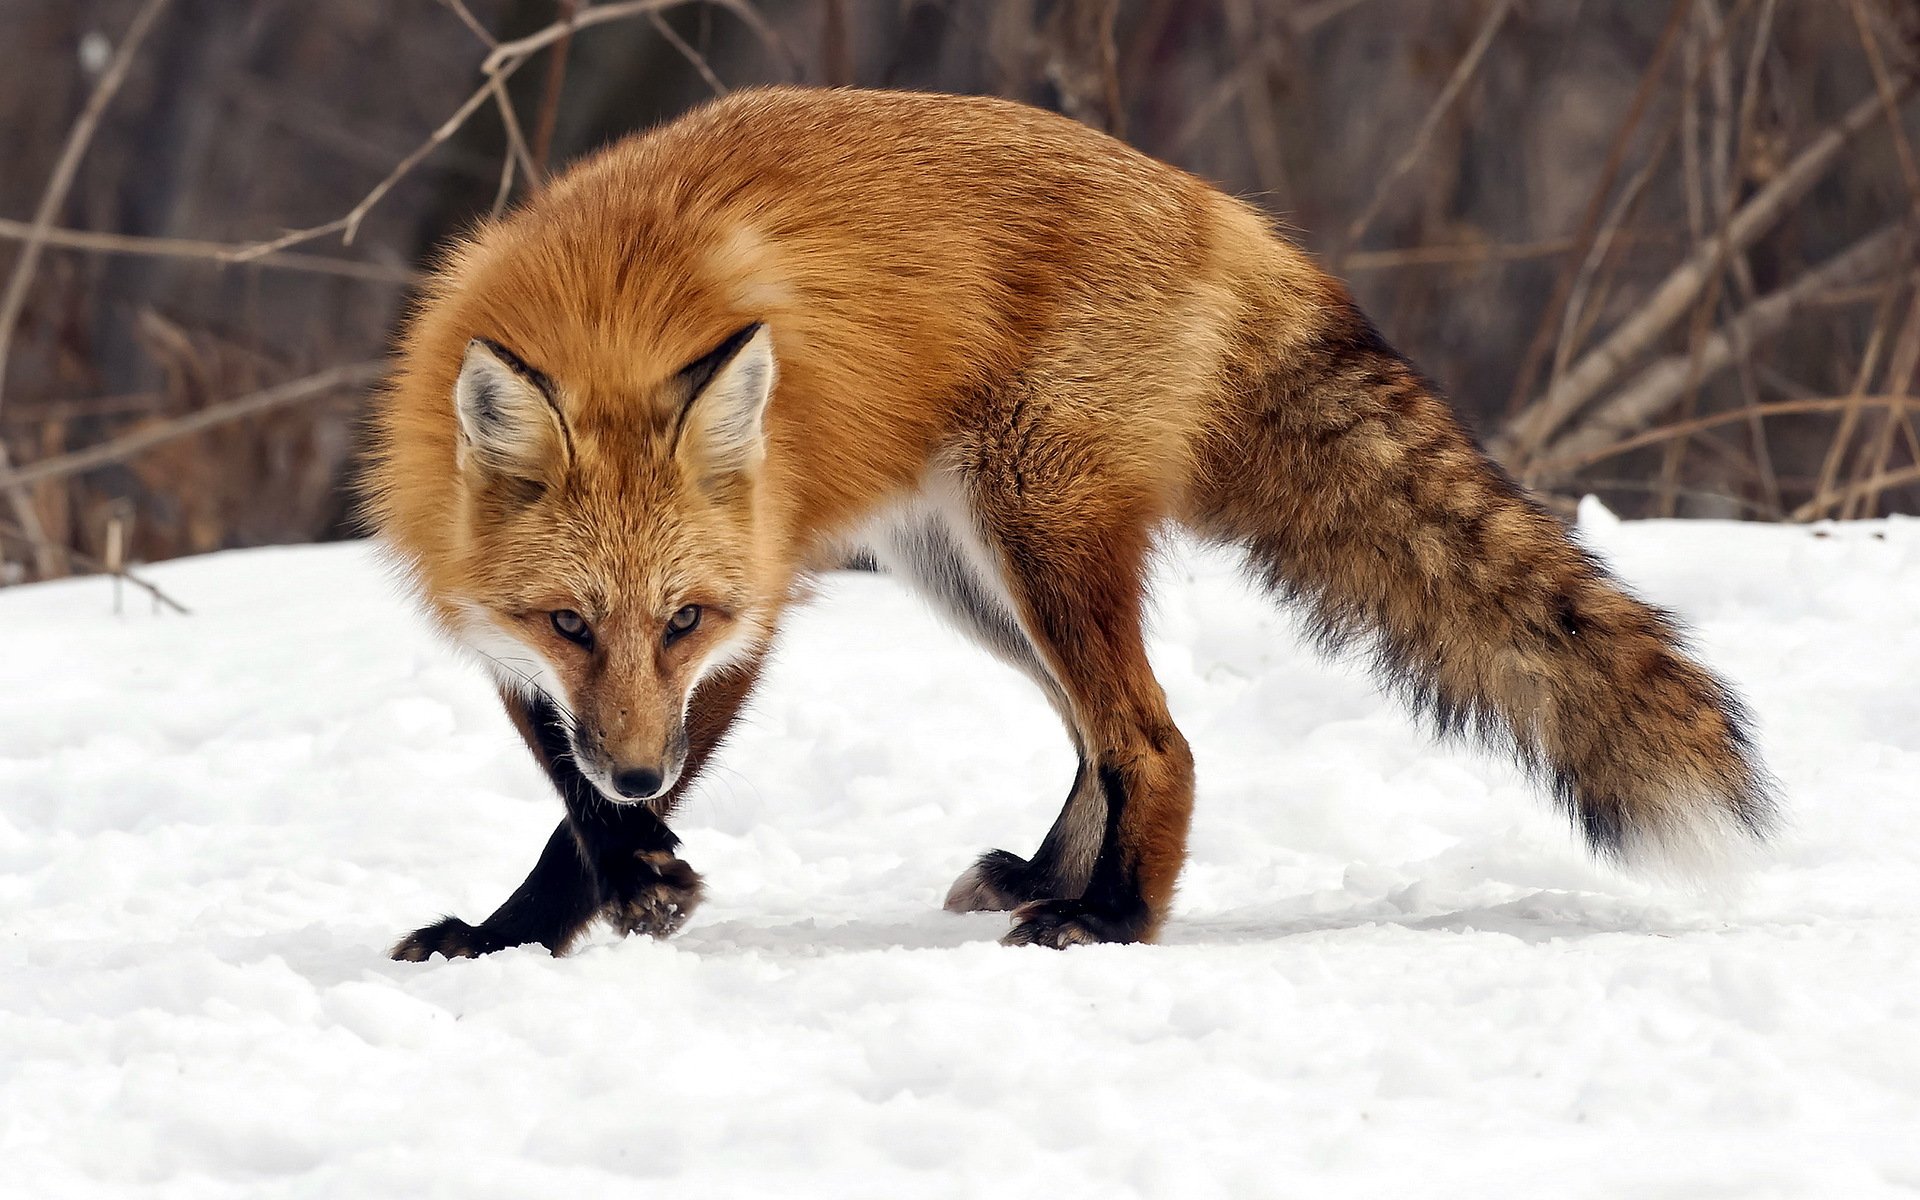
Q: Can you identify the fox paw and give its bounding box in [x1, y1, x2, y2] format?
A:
[390, 916, 502, 962]
[605, 850, 705, 940]
[944, 849, 1049, 913]
[1001, 899, 1148, 949]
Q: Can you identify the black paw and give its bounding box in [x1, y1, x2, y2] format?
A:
[604, 850, 705, 940]
[390, 915, 504, 962]
[944, 849, 1049, 913]
[1001, 899, 1149, 948]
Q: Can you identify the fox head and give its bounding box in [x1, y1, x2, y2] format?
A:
[437, 322, 779, 804]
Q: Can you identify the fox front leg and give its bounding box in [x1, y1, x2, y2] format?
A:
[390, 693, 702, 959]
[391, 656, 763, 960]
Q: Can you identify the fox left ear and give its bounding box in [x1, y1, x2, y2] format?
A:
[674, 323, 775, 485]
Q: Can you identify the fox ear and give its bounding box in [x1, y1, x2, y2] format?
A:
[454, 339, 570, 481]
[674, 323, 775, 484]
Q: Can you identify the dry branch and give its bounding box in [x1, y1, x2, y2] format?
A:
[1850, 0, 1920, 211]
[1530, 394, 1917, 474]
[1526, 222, 1911, 485]
[438, 0, 496, 47]
[1503, 0, 1699, 419]
[0, 219, 416, 283]
[0, 517, 190, 613]
[1339, 230, 1677, 272]
[1848, 289, 1920, 516]
[1547, 118, 1681, 403]
[531, 0, 582, 173]
[1802, 462, 1920, 517]
[0, 362, 385, 493]
[651, 9, 730, 98]
[1498, 79, 1917, 465]
[1335, 0, 1513, 264]
[225, 0, 789, 263]
[0, 0, 175, 580]
[482, 0, 794, 80]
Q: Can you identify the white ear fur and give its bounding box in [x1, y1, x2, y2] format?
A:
[454, 339, 567, 478]
[678, 325, 776, 480]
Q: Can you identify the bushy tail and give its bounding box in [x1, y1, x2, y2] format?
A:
[1193, 299, 1777, 873]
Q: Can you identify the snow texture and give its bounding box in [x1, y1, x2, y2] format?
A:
[3, 507, 1918, 1198]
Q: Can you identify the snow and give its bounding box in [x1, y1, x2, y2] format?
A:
[3, 510, 1918, 1198]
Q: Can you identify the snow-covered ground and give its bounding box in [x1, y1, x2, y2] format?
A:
[2, 507, 1917, 1198]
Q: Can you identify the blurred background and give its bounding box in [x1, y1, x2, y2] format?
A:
[1, 0, 1916, 592]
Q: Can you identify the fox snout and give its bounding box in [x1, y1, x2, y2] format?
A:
[571, 719, 690, 804]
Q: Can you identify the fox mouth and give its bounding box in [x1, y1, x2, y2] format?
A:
[566, 732, 684, 808]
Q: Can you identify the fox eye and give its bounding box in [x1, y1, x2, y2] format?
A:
[664, 604, 701, 643]
[550, 609, 594, 648]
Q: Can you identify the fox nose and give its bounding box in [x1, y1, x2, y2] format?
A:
[611, 765, 664, 800]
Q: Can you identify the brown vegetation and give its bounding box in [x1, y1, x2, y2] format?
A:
[0, 0, 1915, 586]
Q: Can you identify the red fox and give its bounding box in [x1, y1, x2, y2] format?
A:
[364, 86, 1775, 958]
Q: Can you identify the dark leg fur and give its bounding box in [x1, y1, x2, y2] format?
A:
[391, 819, 600, 960]
[1001, 765, 1153, 945]
[945, 760, 1105, 912]
[391, 656, 762, 961]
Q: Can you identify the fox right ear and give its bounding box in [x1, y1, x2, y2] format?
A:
[453, 339, 571, 482]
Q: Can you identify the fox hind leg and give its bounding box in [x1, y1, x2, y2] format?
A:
[979, 506, 1193, 947]
[864, 497, 1106, 912]
[948, 414, 1195, 945]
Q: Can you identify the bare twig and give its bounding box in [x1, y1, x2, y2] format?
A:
[1656, 0, 1778, 516]
[0, 0, 174, 579]
[1802, 462, 1920, 517]
[0, 516, 189, 613]
[1547, 1, 1760, 418]
[489, 131, 519, 217]
[1712, 0, 1781, 514]
[1549, 120, 1680, 403]
[1849, 288, 1920, 516]
[231, 73, 505, 256]
[0, 362, 385, 493]
[1527, 222, 1910, 484]
[489, 75, 541, 196]
[1339, 230, 1677, 272]
[1809, 277, 1907, 512]
[437, 0, 497, 47]
[531, 0, 581, 174]
[1503, 0, 1699, 419]
[0, 218, 416, 283]
[225, 0, 795, 263]
[1333, 0, 1513, 267]
[0, 0, 174, 422]
[439, 0, 536, 203]
[650, 8, 729, 97]
[482, 0, 794, 81]
[1850, 0, 1920, 213]
[1530, 394, 1919, 473]
[1498, 80, 1917, 465]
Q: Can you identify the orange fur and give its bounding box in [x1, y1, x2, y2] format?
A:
[365, 87, 1774, 952]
